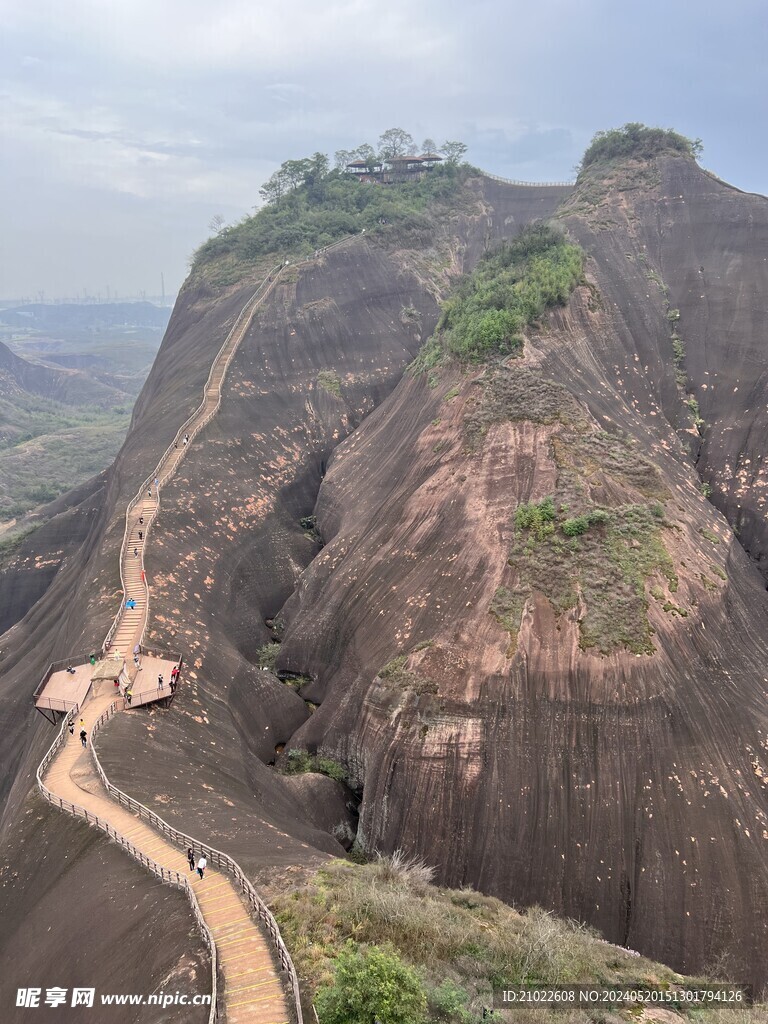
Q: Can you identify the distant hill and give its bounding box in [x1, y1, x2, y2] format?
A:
[0, 301, 170, 332]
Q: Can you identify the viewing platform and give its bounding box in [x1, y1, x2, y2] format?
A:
[34, 646, 182, 723]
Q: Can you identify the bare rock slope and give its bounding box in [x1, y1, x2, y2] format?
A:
[0, 178, 566, 1001]
[275, 156, 768, 983]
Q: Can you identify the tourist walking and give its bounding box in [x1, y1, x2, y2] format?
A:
[158, 673, 164, 689]
[134, 547, 138, 557]
[79, 728, 87, 748]
[187, 848, 195, 871]
[68, 721, 74, 736]
[197, 855, 207, 879]
[138, 530, 142, 541]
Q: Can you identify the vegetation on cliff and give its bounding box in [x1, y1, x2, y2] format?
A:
[269, 855, 764, 1023]
[413, 224, 583, 369]
[579, 123, 702, 173]
[191, 139, 474, 286]
[508, 496, 676, 655]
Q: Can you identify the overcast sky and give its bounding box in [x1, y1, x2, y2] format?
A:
[1, 0, 765, 301]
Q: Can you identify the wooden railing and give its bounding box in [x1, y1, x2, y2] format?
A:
[90, 701, 303, 1022]
[102, 268, 281, 653]
[481, 170, 575, 187]
[81, 235, 360, 1020]
[104, 234, 356, 655]
[36, 709, 219, 1023]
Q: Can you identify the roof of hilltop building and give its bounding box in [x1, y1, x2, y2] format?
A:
[346, 153, 444, 184]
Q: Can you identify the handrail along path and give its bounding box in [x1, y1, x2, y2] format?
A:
[31, 246, 364, 1022]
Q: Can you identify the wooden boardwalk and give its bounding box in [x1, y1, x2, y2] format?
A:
[35, 257, 321, 1023]
[43, 693, 290, 1024]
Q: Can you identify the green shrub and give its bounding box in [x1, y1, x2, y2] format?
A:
[282, 748, 348, 784]
[315, 942, 427, 1024]
[514, 497, 557, 540]
[256, 642, 279, 669]
[580, 123, 702, 172]
[585, 508, 611, 526]
[426, 979, 473, 1022]
[413, 224, 582, 368]
[315, 757, 348, 783]
[562, 515, 590, 537]
[317, 370, 342, 397]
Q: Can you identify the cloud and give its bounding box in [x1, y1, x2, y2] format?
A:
[0, 0, 765, 296]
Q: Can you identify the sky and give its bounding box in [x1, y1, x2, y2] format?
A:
[1, 0, 766, 301]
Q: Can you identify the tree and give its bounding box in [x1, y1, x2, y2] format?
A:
[335, 148, 355, 171]
[208, 214, 225, 234]
[421, 137, 438, 156]
[282, 158, 313, 190]
[259, 168, 288, 206]
[378, 127, 416, 160]
[440, 140, 468, 164]
[354, 143, 378, 169]
[306, 151, 329, 181]
[315, 942, 427, 1024]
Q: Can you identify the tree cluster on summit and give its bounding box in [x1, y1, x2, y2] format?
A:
[258, 128, 467, 206]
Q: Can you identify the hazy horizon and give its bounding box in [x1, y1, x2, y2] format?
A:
[1, 0, 766, 300]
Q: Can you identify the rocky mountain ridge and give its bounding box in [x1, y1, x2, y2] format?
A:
[0, 153, 766, 1007]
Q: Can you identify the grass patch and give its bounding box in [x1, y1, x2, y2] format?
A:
[699, 528, 720, 546]
[509, 499, 676, 655]
[463, 365, 588, 450]
[489, 586, 527, 656]
[412, 223, 583, 369]
[503, 428, 672, 656]
[268, 856, 761, 1023]
[379, 654, 438, 696]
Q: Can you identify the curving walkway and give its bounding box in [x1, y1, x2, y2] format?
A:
[35, 250, 348, 1023]
[43, 693, 289, 1023]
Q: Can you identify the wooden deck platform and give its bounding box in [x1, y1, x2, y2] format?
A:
[34, 654, 127, 722]
[126, 654, 181, 708]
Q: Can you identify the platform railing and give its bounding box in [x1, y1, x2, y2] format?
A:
[89, 701, 303, 1022]
[35, 709, 218, 1023]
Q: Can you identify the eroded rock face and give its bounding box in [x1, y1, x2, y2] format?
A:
[3, 161, 766, 992]
[92, 181, 568, 875]
[274, 159, 768, 983]
[0, 178, 567, 995]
